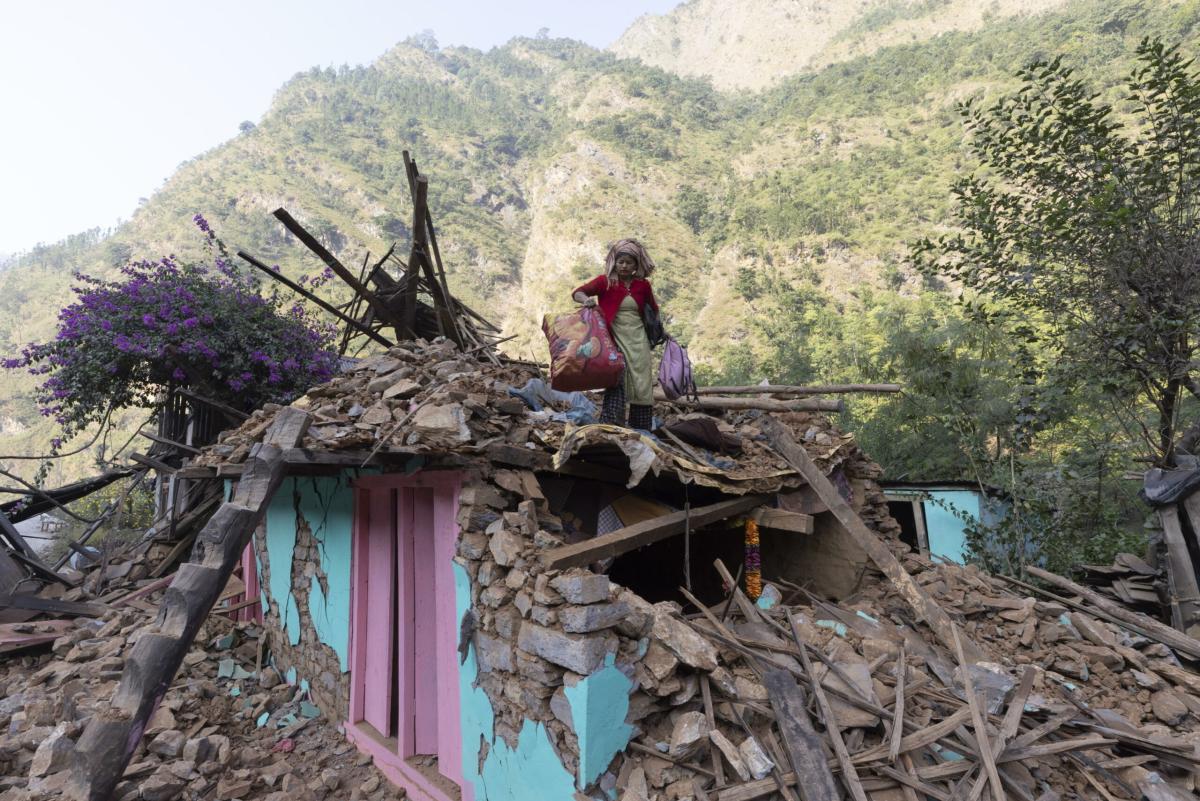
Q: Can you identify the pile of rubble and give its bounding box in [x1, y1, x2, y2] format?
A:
[455, 515, 1200, 801]
[7, 335, 1200, 801]
[196, 339, 895, 513]
[0, 607, 392, 801]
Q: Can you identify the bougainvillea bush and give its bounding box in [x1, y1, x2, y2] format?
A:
[4, 216, 337, 445]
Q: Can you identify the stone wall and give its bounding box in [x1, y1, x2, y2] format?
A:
[253, 476, 355, 722]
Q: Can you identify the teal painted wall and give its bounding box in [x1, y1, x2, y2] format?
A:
[922, 490, 982, 565]
[261, 475, 356, 668]
[454, 561, 634, 800]
[297, 476, 355, 671]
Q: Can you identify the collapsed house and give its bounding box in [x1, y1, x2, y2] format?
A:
[5, 161, 1200, 801]
[2, 338, 1194, 801]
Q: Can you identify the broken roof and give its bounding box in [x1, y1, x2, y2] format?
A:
[183, 338, 873, 499]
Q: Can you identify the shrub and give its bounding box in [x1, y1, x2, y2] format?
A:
[3, 216, 337, 447]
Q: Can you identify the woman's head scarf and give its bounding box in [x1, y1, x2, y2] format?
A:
[604, 238, 656, 285]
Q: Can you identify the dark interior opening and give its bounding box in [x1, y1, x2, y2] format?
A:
[887, 500, 919, 551]
[607, 522, 744, 607]
[539, 461, 745, 608]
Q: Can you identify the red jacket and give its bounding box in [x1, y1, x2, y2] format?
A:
[573, 275, 659, 328]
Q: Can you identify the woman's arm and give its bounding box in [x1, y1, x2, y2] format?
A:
[572, 276, 605, 307]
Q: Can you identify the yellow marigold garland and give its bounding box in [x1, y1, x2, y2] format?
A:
[744, 517, 762, 601]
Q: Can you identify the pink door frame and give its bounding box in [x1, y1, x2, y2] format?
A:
[345, 471, 464, 801]
[235, 541, 263, 624]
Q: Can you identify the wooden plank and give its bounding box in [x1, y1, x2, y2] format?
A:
[759, 416, 981, 661]
[174, 387, 250, 421]
[137, 430, 202, 455]
[762, 668, 840, 801]
[700, 674, 726, 787]
[129, 452, 177, 475]
[787, 612, 869, 801]
[0, 509, 40, 561]
[541, 495, 768, 570]
[752, 507, 813, 534]
[1159, 506, 1200, 634]
[697, 384, 901, 395]
[912, 500, 930, 553]
[953, 623, 1004, 801]
[852, 706, 973, 765]
[1026, 566, 1200, 660]
[0, 593, 107, 617]
[999, 666, 1036, 742]
[655, 393, 843, 413]
[889, 643, 907, 762]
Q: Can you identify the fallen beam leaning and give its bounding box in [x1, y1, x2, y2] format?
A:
[758, 416, 981, 661]
[541, 494, 768, 570]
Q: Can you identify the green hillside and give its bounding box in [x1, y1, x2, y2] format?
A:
[2, 0, 1198, 509]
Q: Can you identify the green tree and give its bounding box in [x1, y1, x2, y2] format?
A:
[912, 38, 1200, 465]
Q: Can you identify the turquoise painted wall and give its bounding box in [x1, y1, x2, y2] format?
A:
[261, 475, 356, 669]
[454, 562, 635, 800]
[922, 490, 982, 565]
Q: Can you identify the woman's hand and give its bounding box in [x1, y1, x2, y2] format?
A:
[581, 297, 598, 308]
[573, 291, 597, 308]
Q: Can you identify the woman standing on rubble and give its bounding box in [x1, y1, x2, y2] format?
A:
[572, 238, 665, 429]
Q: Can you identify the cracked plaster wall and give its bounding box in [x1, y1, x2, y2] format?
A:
[255, 475, 357, 719]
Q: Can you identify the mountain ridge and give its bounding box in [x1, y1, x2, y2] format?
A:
[610, 0, 1073, 90]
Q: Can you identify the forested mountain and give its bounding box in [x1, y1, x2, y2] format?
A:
[2, 0, 1198, 507]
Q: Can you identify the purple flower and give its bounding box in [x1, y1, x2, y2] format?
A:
[172, 367, 187, 381]
[141, 314, 156, 326]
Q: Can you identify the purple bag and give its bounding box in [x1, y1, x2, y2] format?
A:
[658, 336, 698, 401]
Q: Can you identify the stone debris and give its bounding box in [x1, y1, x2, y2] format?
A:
[6, 333, 1199, 801]
[0, 607, 395, 801]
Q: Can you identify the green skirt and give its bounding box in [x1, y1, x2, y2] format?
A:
[611, 295, 653, 405]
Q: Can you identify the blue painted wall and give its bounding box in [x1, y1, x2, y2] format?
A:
[260, 475, 356, 668]
[922, 490, 981, 565]
[454, 561, 635, 800]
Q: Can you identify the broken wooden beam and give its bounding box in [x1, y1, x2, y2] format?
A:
[0, 469, 133, 524]
[238, 250, 394, 347]
[654, 393, 844, 413]
[541, 494, 768, 570]
[762, 667, 841, 801]
[0, 593, 107, 618]
[67, 407, 311, 801]
[752, 507, 813, 534]
[1026, 565, 1200, 661]
[697, 384, 901, 395]
[758, 416, 981, 661]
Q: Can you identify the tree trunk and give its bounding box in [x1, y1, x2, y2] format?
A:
[1160, 378, 1181, 466]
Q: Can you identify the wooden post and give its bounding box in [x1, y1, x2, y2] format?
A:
[67, 408, 311, 801]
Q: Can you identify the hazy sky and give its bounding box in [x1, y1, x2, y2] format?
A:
[0, 0, 677, 256]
